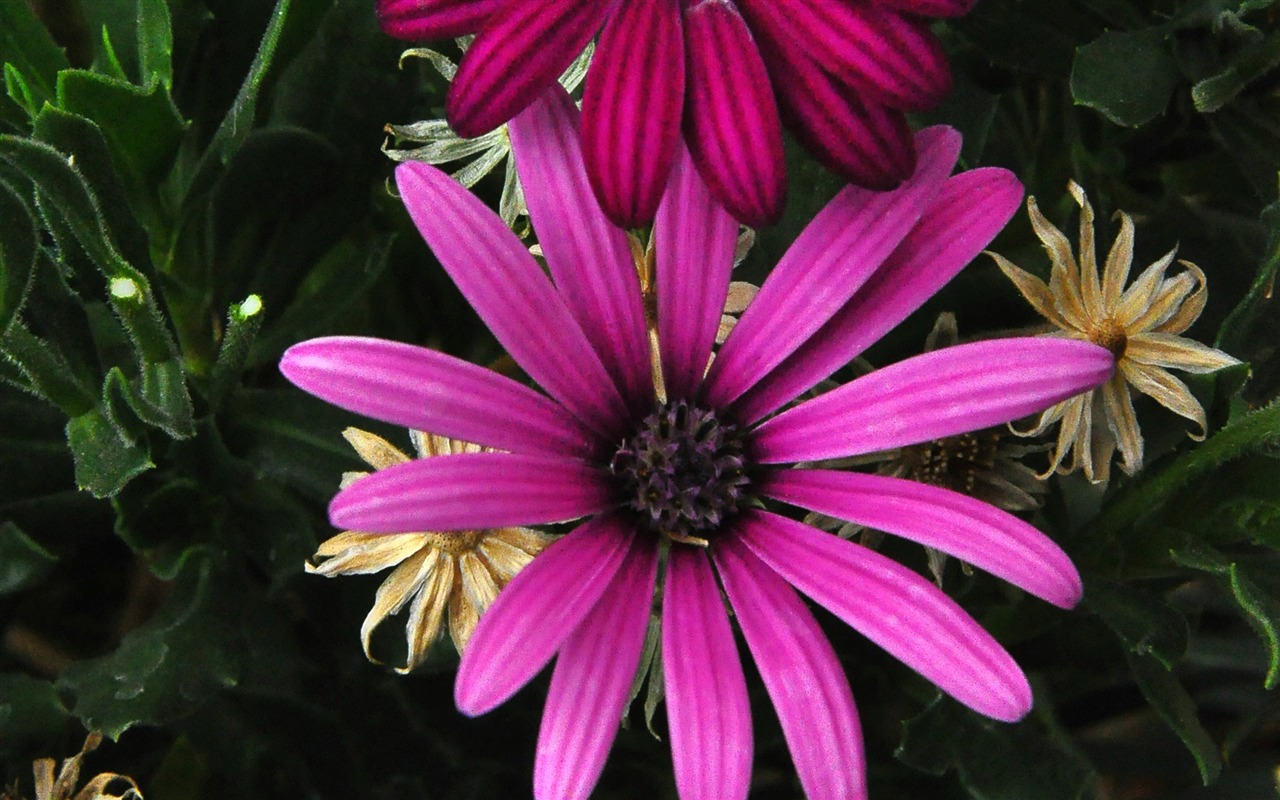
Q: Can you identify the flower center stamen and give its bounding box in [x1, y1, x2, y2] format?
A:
[1091, 319, 1128, 359]
[902, 431, 1002, 496]
[609, 401, 750, 544]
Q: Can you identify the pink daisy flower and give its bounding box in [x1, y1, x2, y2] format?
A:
[281, 88, 1112, 799]
[377, 0, 971, 229]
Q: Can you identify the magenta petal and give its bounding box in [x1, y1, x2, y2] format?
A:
[581, 0, 684, 227]
[376, 0, 501, 39]
[328, 452, 609, 533]
[877, 0, 977, 18]
[510, 88, 652, 415]
[744, 7, 916, 188]
[738, 510, 1033, 722]
[762, 469, 1082, 608]
[702, 126, 958, 409]
[766, 0, 950, 111]
[457, 516, 635, 715]
[713, 535, 867, 800]
[752, 338, 1115, 464]
[447, 0, 610, 137]
[682, 0, 786, 227]
[535, 537, 658, 800]
[663, 548, 752, 800]
[280, 337, 596, 458]
[656, 145, 737, 402]
[395, 161, 628, 437]
[733, 167, 1024, 423]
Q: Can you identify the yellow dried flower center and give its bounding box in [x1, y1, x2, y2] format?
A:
[1090, 320, 1128, 359]
[421, 530, 484, 555]
[902, 431, 1001, 495]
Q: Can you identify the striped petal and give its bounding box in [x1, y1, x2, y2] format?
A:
[752, 338, 1114, 464]
[376, 0, 502, 39]
[280, 337, 596, 458]
[535, 537, 658, 800]
[456, 516, 635, 716]
[663, 548, 752, 800]
[714, 534, 867, 800]
[703, 126, 958, 409]
[581, 0, 684, 227]
[510, 88, 652, 415]
[447, 0, 610, 138]
[764, 0, 950, 111]
[682, 0, 786, 227]
[395, 161, 628, 437]
[737, 510, 1033, 721]
[329, 452, 609, 533]
[656, 145, 737, 402]
[732, 167, 1023, 423]
[761, 469, 1082, 608]
[744, 9, 915, 189]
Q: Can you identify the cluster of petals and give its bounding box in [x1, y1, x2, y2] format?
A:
[281, 88, 1113, 799]
[376, 0, 973, 228]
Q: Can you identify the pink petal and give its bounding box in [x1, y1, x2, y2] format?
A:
[758, 0, 950, 111]
[732, 167, 1024, 423]
[376, 0, 501, 39]
[752, 338, 1114, 464]
[761, 469, 1082, 608]
[581, 0, 685, 228]
[328, 452, 609, 533]
[682, 0, 786, 227]
[535, 536, 658, 800]
[737, 510, 1033, 721]
[663, 548, 752, 800]
[702, 126, 959, 409]
[395, 161, 628, 437]
[457, 516, 635, 715]
[280, 337, 596, 458]
[744, 9, 916, 189]
[447, 0, 610, 138]
[510, 88, 652, 416]
[713, 534, 867, 800]
[877, 0, 976, 18]
[655, 145, 737, 402]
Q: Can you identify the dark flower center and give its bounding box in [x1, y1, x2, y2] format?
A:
[902, 431, 1002, 496]
[609, 401, 750, 543]
[1091, 320, 1128, 359]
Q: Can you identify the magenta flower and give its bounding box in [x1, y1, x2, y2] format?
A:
[376, 0, 971, 229]
[281, 88, 1112, 799]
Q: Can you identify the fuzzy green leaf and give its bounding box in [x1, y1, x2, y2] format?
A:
[1086, 578, 1190, 668]
[56, 552, 241, 739]
[1192, 29, 1280, 113]
[65, 404, 152, 497]
[136, 0, 174, 90]
[1217, 192, 1279, 353]
[0, 520, 57, 594]
[0, 0, 71, 112]
[1126, 650, 1223, 784]
[0, 674, 70, 754]
[1071, 28, 1179, 127]
[0, 175, 35, 335]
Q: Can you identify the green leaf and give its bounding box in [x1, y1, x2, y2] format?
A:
[65, 404, 152, 498]
[1216, 192, 1279, 353]
[0, 674, 70, 754]
[0, 0, 71, 110]
[1086, 577, 1190, 668]
[896, 697, 1094, 799]
[4, 63, 38, 123]
[57, 552, 241, 739]
[1206, 103, 1280, 199]
[1126, 650, 1223, 784]
[136, 0, 174, 90]
[1, 322, 97, 415]
[0, 175, 36, 335]
[1071, 28, 1180, 127]
[1172, 542, 1280, 689]
[55, 69, 185, 205]
[1192, 29, 1280, 113]
[0, 520, 57, 594]
[1088, 398, 1280, 541]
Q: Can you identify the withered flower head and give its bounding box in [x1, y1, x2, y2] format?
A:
[989, 182, 1241, 483]
[307, 428, 550, 671]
